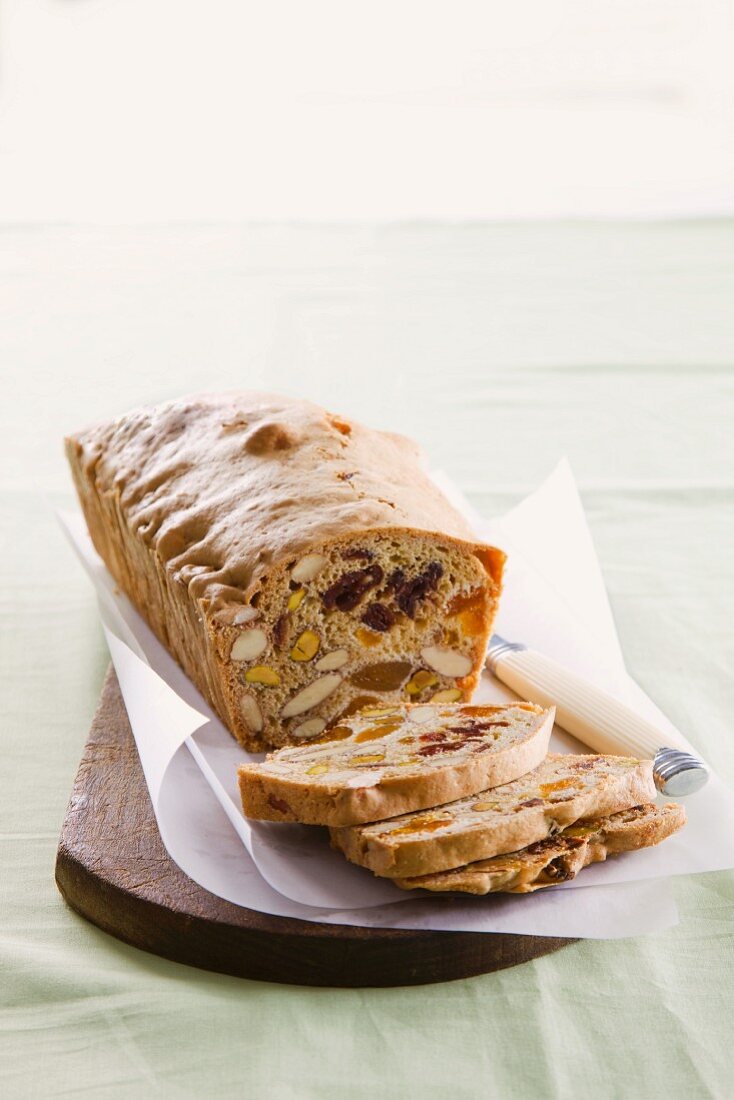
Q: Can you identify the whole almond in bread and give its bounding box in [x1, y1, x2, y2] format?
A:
[65, 393, 505, 750]
[393, 802, 686, 894]
[238, 701, 554, 826]
[330, 753, 657, 878]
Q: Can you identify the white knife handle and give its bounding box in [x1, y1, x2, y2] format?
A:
[488, 644, 687, 759]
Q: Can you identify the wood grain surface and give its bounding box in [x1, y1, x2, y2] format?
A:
[55, 665, 574, 987]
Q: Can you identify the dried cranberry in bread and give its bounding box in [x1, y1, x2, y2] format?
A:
[394, 802, 686, 895]
[330, 753, 657, 878]
[238, 701, 554, 826]
[65, 393, 505, 750]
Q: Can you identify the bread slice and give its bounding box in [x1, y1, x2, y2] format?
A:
[66, 393, 505, 751]
[330, 753, 657, 878]
[393, 802, 686, 894]
[238, 701, 554, 827]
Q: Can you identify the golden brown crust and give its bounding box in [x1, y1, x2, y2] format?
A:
[238, 703, 554, 826]
[393, 802, 686, 894]
[66, 392, 500, 608]
[66, 393, 505, 748]
[330, 754, 657, 878]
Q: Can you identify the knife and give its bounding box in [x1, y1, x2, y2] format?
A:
[486, 635, 708, 795]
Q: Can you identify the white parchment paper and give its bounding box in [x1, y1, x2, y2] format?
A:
[59, 460, 734, 938]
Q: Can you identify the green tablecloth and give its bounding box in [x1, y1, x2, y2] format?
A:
[2, 223, 732, 1098]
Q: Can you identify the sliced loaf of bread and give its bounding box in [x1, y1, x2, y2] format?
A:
[67, 393, 505, 751]
[238, 701, 554, 826]
[329, 753, 656, 877]
[393, 802, 685, 894]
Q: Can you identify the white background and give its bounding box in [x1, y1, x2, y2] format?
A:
[1, 0, 733, 221]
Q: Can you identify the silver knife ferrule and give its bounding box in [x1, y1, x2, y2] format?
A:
[653, 747, 709, 796]
[486, 634, 527, 676]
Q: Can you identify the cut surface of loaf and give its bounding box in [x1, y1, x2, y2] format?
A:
[330, 753, 657, 878]
[394, 802, 686, 894]
[65, 393, 505, 750]
[238, 701, 554, 826]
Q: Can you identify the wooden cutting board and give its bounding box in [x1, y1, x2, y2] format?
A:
[55, 666, 574, 987]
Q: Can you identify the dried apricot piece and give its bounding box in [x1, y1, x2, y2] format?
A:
[336, 695, 380, 720]
[390, 814, 452, 836]
[354, 721, 402, 742]
[539, 777, 582, 798]
[447, 588, 486, 635]
[349, 661, 413, 691]
[314, 725, 353, 744]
